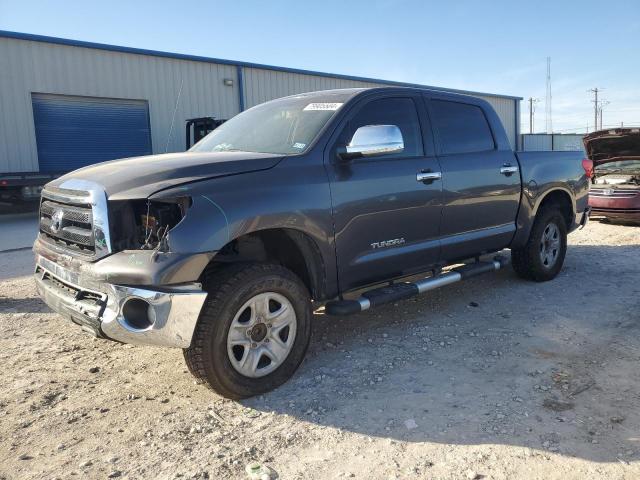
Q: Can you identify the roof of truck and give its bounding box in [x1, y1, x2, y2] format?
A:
[276, 86, 497, 106]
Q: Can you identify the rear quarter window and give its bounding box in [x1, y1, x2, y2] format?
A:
[431, 100, 495, 155]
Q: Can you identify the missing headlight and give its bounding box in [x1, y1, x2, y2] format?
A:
[109, 197, 191, 252]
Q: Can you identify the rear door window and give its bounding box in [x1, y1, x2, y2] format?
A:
[431, 100, 495, 154]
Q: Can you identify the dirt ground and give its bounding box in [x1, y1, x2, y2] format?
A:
[0, 221, 638, 480]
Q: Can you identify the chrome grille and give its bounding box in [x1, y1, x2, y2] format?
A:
[40, 196, 95, 254]
[589, 188, 639, 199]
[39, 181, 112, 259]
[41, 200, 92, 224]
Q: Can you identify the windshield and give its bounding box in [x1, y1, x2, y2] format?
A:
[190, 94, 351, 155]
[596, 160, 640, 173]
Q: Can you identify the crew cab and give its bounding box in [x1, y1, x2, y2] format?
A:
[34, 87, 590, 398]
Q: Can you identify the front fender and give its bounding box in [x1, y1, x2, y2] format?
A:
[150, 157, 338, 296]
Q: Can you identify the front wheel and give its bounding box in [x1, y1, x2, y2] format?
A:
[511, 206, 568, 282]
[184, 263, 312, 399]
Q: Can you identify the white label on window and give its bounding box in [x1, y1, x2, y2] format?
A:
[293, 142, 306, 149]
[303, 102, 343, 111]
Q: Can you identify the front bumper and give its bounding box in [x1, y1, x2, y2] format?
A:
[590, 208, 640, 222]
[589, 193, 640, 222]
[34, 254, 207, 348]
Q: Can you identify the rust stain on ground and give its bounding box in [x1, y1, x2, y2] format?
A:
[530, 348, 559, 359]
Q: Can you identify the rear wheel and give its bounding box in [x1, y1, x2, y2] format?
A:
[511, 206, 568, 282]
[184, 263, 312, 399]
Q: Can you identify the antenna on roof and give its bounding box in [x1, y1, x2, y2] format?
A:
[165, 78, 184, 153]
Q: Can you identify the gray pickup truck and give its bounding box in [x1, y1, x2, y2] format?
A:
[34, 87, 590, 398]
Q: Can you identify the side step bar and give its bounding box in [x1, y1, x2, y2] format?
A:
[324, 256, 510, 316]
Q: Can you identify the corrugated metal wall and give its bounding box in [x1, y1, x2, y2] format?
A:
[521, 134, 585, 152]
[522, 134, 553, 151]
[553, 134, 585, 151]
[476, 95, 516, 151]
[242, 67, 382, 106]
[0, 34, 519, 174]
[241, 68, 518, 150]
[0, 37, 240, 173]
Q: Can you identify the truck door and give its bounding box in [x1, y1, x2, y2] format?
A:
[326, 94, 443, 292]
[425, 96, 521, 261]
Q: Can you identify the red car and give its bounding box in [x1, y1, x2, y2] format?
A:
[584, 128, 640, 223]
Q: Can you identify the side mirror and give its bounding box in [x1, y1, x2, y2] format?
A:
[338, 125, 404, 160]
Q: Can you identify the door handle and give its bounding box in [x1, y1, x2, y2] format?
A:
[500, 165, 519, 176]
[416, 171, 442, 183]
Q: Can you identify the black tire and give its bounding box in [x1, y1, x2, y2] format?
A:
[184, 263, 312, 399]
[511, 206, 568, 282]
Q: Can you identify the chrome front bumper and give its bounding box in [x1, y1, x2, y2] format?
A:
[34, 255, 207, 348]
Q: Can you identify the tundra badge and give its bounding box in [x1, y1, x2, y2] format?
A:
[371, 238, 406, 249]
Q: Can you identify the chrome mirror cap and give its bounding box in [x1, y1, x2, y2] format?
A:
[340, 124, 404, 160]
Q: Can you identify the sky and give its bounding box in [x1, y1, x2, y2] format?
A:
[1, 0, 639, 133]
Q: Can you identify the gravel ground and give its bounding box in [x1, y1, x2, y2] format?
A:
[0, 212, 38, 252]
[0, 221, 639, 480]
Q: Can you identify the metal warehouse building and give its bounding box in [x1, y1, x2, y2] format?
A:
[0, 31, 521, 182]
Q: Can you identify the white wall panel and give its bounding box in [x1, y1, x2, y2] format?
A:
[243, 68, 518, 149]
[521, 134, 584, 152]
[0, 37, 240, 173]
[0, 35, 519, 173]
[242, 67, 380, 108]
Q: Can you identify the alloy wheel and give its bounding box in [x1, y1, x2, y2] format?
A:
[226, 292, 297, 378]
[539, 222, 560, 268]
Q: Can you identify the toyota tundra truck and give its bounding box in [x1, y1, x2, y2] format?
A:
[34, 87, 590, 398]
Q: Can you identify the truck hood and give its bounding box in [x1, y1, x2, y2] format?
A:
[583, 128, 640, 165]
[48, 151, 283, 200]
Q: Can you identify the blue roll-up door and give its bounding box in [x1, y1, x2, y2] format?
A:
[32, 93, 152, 173]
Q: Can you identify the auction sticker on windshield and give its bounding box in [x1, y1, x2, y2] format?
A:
[303, 102, 343, 111]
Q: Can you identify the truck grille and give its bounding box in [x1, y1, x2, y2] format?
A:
[589, 187, 639, 199]
[39, 190, 96, 255]
[38, 182, 112, 259]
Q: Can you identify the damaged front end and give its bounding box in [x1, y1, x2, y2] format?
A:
[584, 128, 640, 222]
[109, 196, 190, 253]
[33, 179, 219, 348]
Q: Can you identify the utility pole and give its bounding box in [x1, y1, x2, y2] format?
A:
[598, 107, 603, 130]
[589, 88, 602, 132]
[598, 100, 610, 130]
[545, 57, 552, 133]
[528, 97, 539, 133]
